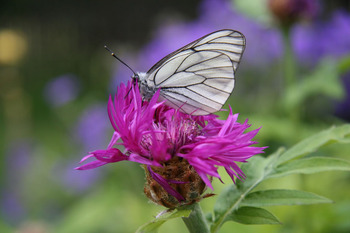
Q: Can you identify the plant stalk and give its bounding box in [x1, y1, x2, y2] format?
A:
[281, 25, 300, 122]
[282, 26, 296, 88]
[180, 203, 210, 233]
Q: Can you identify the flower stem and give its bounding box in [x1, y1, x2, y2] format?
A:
[281, 25, 300, 122]
[282, 26, 296, 88]
[179, 203, 210, 233]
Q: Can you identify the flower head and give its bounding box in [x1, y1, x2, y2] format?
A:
[76, 81, 266, 207]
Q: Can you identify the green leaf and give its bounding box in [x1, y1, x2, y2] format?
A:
[270, 157, 350, 178]
[210, 125, 350, 233]
[213, 156, 270, 218]
[227, 207, 281, 225]
[211, 155, 278, 232]
[283, 59, 343, 111]
[338, 55, 350, 75]
[241, 189, 332, 207]
[205, 212, 213, 224]
[136, 209, 191, 233]
[276, 125, 350, 165]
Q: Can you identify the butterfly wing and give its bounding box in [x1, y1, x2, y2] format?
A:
[145, 29, 246, 115]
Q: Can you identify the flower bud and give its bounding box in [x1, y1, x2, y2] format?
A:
[269, 0, 318, 26]
[143, 157, 207, 208]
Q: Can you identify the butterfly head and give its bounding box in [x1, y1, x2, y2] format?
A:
[132, 73, 140, 85]
[134, 72, 156, 100]
[132, 72, 147, 85]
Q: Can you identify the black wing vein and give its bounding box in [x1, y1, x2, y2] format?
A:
[144, 29, 246, 115]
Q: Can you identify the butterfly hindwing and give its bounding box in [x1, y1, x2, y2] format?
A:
[144, 29, 246, 115]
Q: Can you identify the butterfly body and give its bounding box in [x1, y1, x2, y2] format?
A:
[132, 29, 246, 115]
[135, 72, 157, 100]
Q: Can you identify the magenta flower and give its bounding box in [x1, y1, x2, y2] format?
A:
[76, 81, 266, 207]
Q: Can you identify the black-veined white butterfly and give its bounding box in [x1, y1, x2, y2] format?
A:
[106, 29, 246, 115]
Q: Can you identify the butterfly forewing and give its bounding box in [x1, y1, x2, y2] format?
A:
[144, 29, 246, 115]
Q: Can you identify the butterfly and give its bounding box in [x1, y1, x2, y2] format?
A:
[106, 29, 246, 115]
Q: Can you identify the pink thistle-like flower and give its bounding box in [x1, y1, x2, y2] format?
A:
[76, 81, 266, 207]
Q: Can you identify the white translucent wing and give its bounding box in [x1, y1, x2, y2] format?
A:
[145, 29, 246, 115]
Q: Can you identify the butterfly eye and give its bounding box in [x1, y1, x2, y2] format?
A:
[132, 73, 139, 83]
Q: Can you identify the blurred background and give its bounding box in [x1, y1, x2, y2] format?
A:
[1, 0, 350, 232]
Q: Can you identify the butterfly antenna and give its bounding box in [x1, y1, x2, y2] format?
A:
[104, 45, 137, 76]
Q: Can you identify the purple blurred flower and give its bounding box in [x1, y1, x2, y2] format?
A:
[110, 0, 350, 84]
[54, 161, 101, 193]
[139, 6, 282, 69]
[74, 104, 110, 151]
[1, 140, 33, 223]
[110, 0, 282, 88]
[293, 10, 350, 66]
[5, 139, 32, 171]
[44, 74, 80, 107]
[324, 11, 350, 57]
[1, 192, 25, 224]
[76, 81, 266, 207]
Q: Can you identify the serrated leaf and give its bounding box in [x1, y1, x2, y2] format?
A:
[227, 207, 281, 225]
[276, 125, 350, 165]
[269, 157, 350, 178]
[241, 189, 332, 207]
[136, 209, 191, 233]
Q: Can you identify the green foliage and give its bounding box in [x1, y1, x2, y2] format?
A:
[140, 125, 350, 233]
[282, 59, 344, 113]
[136, 209, 191, 233]
[338, 55, 350, 75]
[241, 189, 332, 206]
[210, 124, 350, 232]
[275, 124, 350, 165]
[227, 207, 281, 225]
[270, 157, 350, 178]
